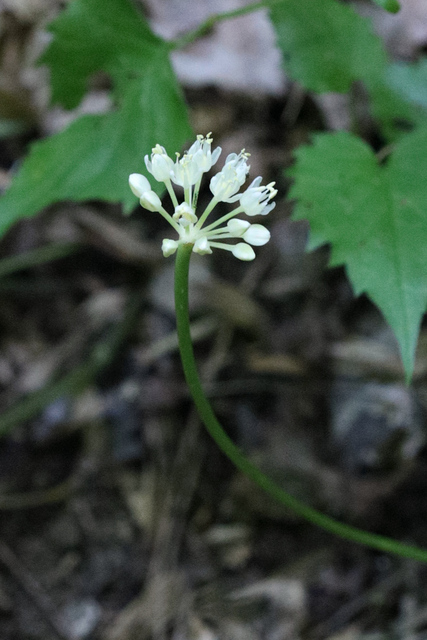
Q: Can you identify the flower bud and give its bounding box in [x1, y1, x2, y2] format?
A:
[231, 243, 256, 261]
[129, 173, 151, 198]
[243, 224, 270, 246]
[139, 190, 162, 212]
[227, 219, 250, 237]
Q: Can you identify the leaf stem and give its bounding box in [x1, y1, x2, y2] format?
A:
[174, 243, 427, 563]
[169, 0, 400, 54]
[169, 0, 280, 51]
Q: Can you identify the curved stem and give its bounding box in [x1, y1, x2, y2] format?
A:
[174, 243, 427, 563]
[169, 1, 274, 51]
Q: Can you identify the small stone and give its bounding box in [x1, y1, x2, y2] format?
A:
[59, 598, 102, 639]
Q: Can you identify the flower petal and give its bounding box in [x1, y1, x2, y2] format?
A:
[193, 237, 212, 255]
[162, 239, 178, 257]
[129, 173, 151, 198]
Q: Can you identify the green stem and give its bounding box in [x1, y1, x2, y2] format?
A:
[202, 207, 244, 233]
[195, 196, 218, 230]
[174, 243, 427, 563]
[165, 178, 179, 209]
[371, 0, 400, 13]
[169, 1, 274, 51]
[169, 0, 400, 54]
[158, 206, 182, 234]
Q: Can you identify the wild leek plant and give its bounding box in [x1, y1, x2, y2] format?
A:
[129, 134, 427, 564]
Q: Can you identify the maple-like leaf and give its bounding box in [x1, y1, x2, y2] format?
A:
[0, 0, 192, 235]
[269, 0, 417, 137]
[270, 0, 386, 93]
[287, 129, 427, 380]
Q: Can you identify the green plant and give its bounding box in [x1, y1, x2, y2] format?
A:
[129, 133, 427, 563]
[1, 0, 426, 379]
[1, 0, 426, 560]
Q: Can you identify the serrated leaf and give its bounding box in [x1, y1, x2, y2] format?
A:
[269, 0, 386, 94]
[269, 0, 418, 137]
[38, 0, 161, 109]
[0, 0, 192, 234]
[287, 130, 427, 380]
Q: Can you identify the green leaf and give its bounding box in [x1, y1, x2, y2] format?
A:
[0, 0, 192, 234]
[287, 130, 427, 380]
[371, 0, 400, 13]
[269, 0, 386, 94]
[367, 77, 423, 141]
[38, 0, 161, 109]
[269, 0, 418, 137]
[387, 59, 427, 108]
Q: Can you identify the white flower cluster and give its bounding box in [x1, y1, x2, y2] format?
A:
[129, 133, 277, 261]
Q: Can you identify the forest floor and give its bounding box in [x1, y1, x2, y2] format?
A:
[1, 1, 427, 639]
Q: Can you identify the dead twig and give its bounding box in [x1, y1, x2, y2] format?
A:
[0, 540, 71, 640]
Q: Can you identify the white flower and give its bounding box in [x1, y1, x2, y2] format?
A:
[231, 243, 256, 261]
[209, 151, 250, 202]
[171, 152, 202, 190]
[129, 135, 276, 261]
[243, 224, 270, 246]
[144, 144, 174, 182]
[129, 173, 163, 212]
[227, 219, 250, 237]
[162, 239, 179, 257]
[226, 220, 270, 246]
[240, 177, 277, 216]
[129, 173, 151, 198]
[187, 133, 222, 173]
[193, 237, 212, 255]
[170, 134, 222, 192]
[173, 202, 197, 224]
[139, 190, 163, 212]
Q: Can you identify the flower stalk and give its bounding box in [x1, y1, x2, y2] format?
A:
[129, 133, 275, 261]
[130, 134, 427, 563]
[174, 243, 427, 563]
